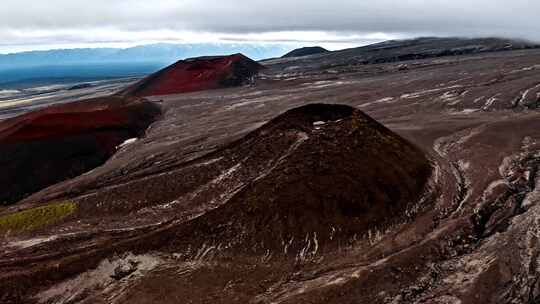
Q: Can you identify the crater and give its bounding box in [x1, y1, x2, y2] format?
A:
[0, 96, 161, 205]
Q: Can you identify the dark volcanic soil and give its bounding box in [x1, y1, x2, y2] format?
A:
[119, 53, 264, 97]
[163, 104, 431, 256]
[2, 37, 540, 304]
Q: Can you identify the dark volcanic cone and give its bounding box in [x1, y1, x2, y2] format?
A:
[0, 97, 161, 205]
[0, 104, 432, 302]
[161, 104, 432, 256]
[282, 46, 329, 58]
[119, 53, 265, 97]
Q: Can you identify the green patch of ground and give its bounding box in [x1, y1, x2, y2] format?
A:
[0, 201, 76, 235]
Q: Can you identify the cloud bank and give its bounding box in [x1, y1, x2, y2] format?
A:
[1, 0, 539, 52]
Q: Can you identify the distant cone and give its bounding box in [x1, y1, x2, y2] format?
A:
[119, 54, 265, 97]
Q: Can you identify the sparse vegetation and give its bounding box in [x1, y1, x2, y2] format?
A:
[0, 201, 76, 235]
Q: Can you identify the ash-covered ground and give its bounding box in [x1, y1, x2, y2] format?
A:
[2, 37, 540, 304]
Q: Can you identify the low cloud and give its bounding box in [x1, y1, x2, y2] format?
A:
[1, 0, 539, 52]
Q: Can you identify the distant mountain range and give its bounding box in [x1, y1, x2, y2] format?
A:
[0, 43, 291, 68]
[0, 43, 293, 88]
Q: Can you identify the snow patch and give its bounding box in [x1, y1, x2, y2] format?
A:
[0, 89, 21, 96]
[358, 97, 395, 108]
[117, 138, 137, 149]
[211, 163, 241, 185]
[195, 157, 224, 167]
[303, 80, 352, 89]
[400, 85, 462, 99]
[482, 94, 501, 110]
[36, 253, 162, 304]
[9, 236, 58, 249]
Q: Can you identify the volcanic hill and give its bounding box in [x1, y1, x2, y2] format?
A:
[0, 104, 432, 301]
[119, 53, 265, 97]
[282, 46, 329, 58]
[149, 104, 432, 255]
[0, 96, 160, 205]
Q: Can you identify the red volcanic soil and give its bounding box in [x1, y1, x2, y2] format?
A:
[0, 97, 161, 205]
[119, 53, 265, 97]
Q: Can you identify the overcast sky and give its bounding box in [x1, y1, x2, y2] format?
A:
[1, 0, 539, 53]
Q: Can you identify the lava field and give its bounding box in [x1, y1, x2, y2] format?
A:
[1, 37, 540, 304]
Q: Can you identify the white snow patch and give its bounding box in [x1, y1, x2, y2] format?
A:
[195, 157, 224, 167]
[36, 253, 162, 304]
[0, 89, 21, 96]
[157, 200, 179, 210]
[482, 94, 501, 110]
[303, 80, 351, 89]
[430, 295, 463, 304]
[9, 236, 58, 249]
[117, 138, 137, 149]
[211, 163, 241, 185]
[440, 91, 463, 105]
[358, 97, 395, 108]
[460, 108, 479, 114]
[449, 108, 479, 115]
[458, 160, 471, 171]
[225, 99, 266, 110]
[473, 96, 485, 104]
[400, 85, 462, 99]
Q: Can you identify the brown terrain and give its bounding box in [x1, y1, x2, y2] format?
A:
[1, 37, 540, 304]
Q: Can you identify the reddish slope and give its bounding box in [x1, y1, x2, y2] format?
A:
[119, 54, 265, 97]
[0, 97, 161, 205]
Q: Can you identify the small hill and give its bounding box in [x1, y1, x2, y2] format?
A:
[282, 46, 329, 58]
[161, 104, 432, 255]
[119, 53, 265, 97]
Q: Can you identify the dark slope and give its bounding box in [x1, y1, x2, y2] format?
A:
[0, 97, 160, 205]
[342, 37, 540, 63]
[165, 104, 432, 255]
[0, 104, 432, 301]
[264, 37, 540, 73]
[119, 53, 265, 97]
[282, 46, 329, 58]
